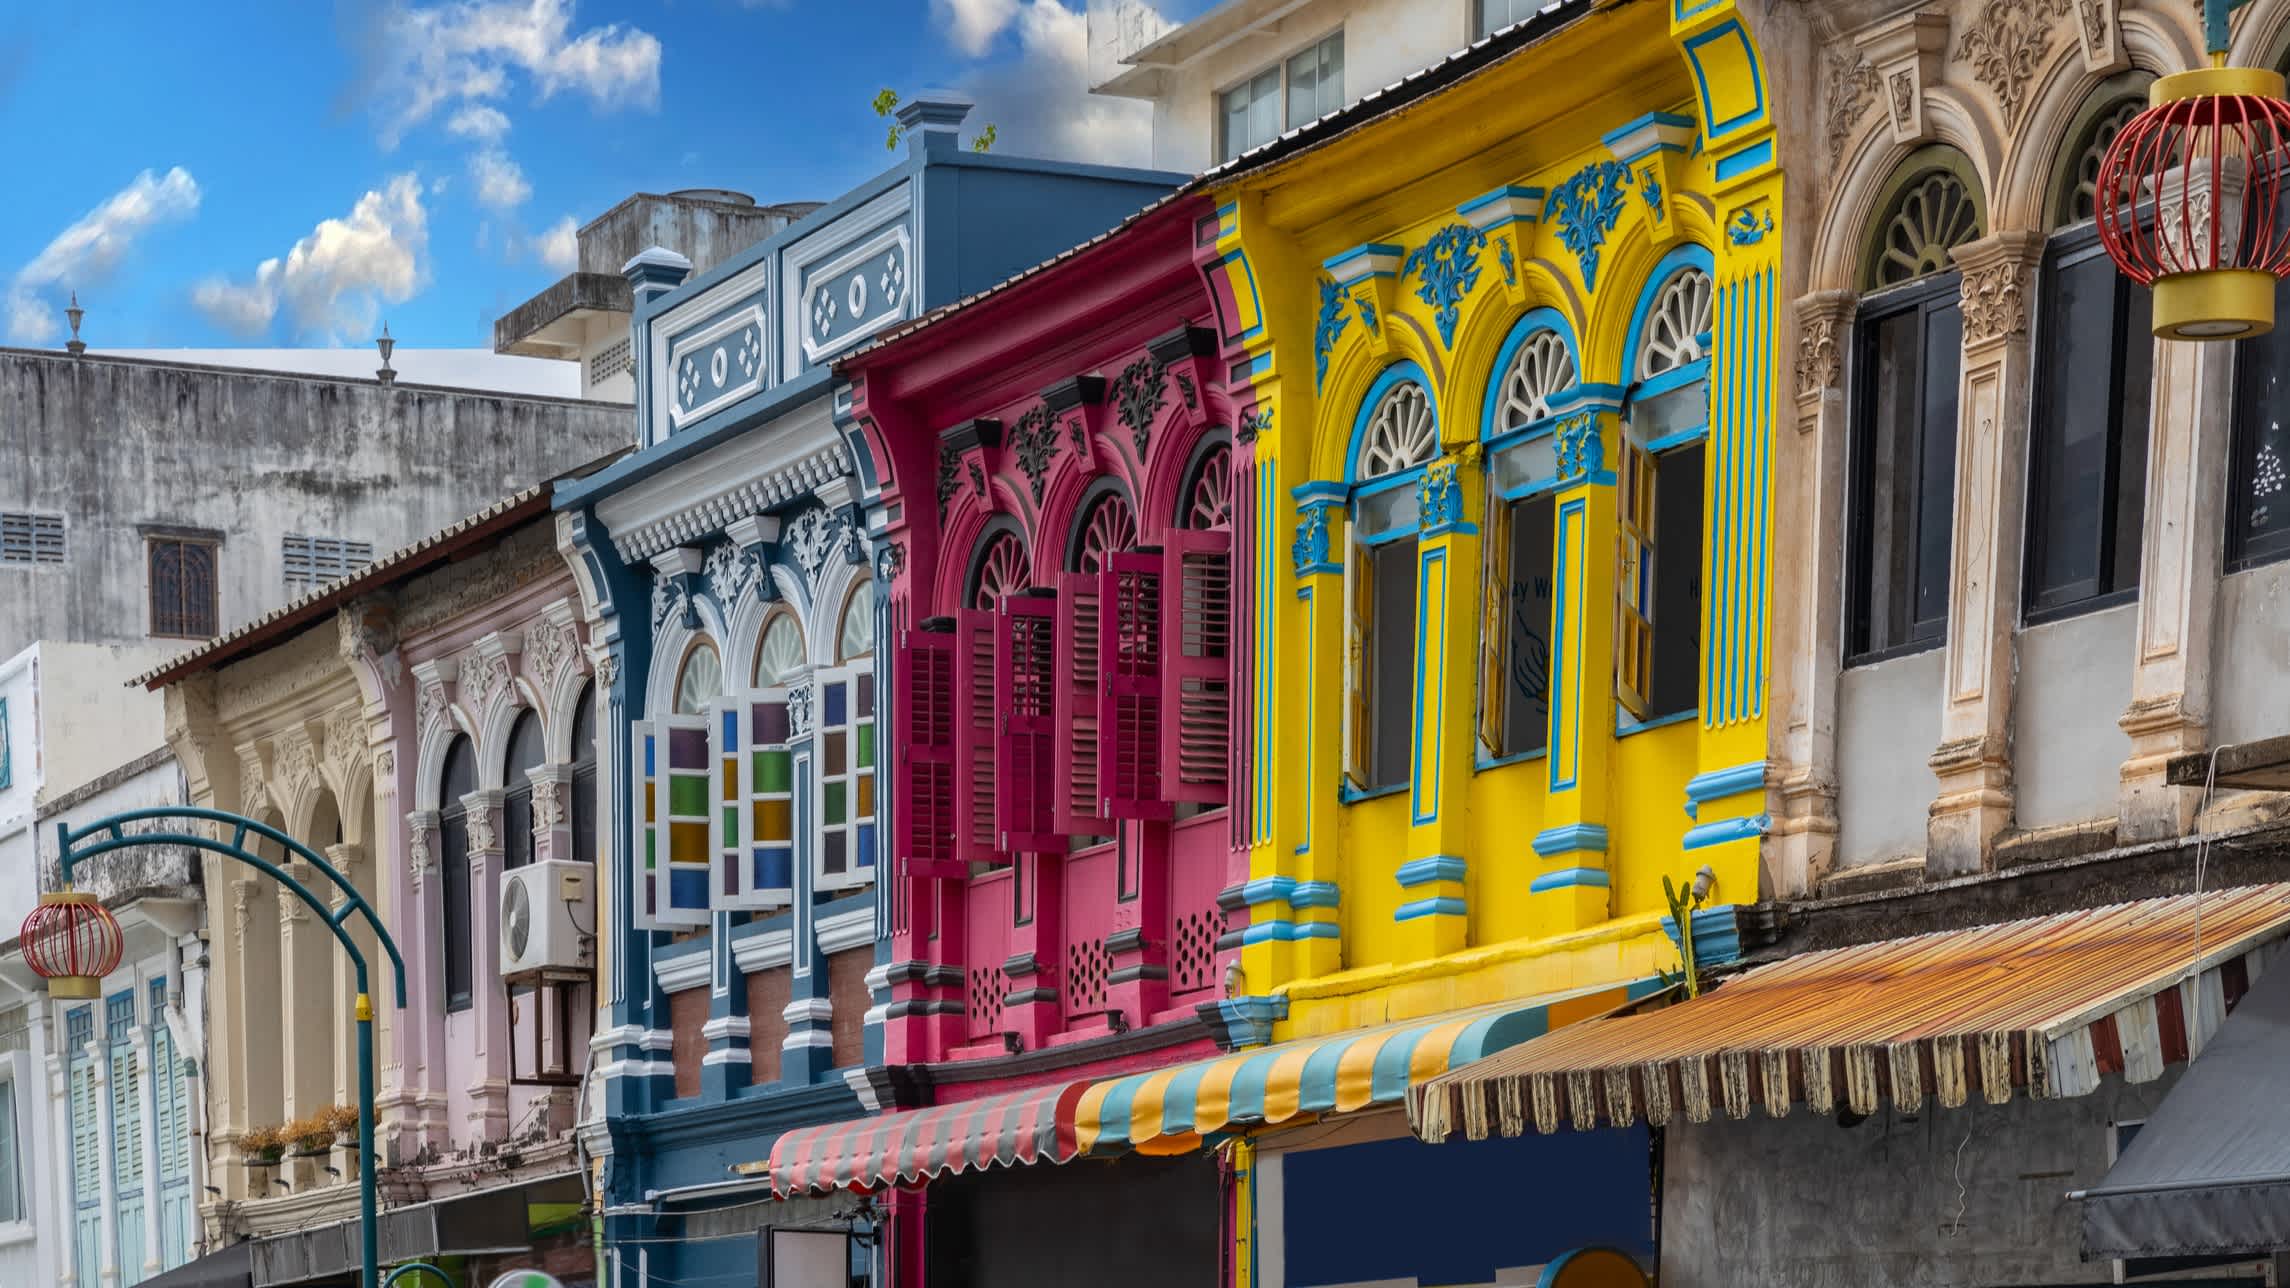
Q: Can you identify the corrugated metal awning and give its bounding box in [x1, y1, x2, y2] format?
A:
[756, 1080, 1091, 1195]
[1410, 885, 2290, 1143]
[1078, 980, 1659, 1155]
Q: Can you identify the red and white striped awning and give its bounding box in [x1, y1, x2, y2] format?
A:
[761, 1081, 1089, 1194]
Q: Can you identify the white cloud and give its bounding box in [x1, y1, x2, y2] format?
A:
[935, 0, 1021, 56]
[446, 103, 512, 142]
[354, 0, 661, 148]
[193, 174, 430, 341]
[534, 214, 578, 272]
[5, 167, 201, 342]
[469, 147, 532, 211]
[957, 2, 1154, 166]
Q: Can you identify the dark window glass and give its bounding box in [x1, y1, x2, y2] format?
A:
[1649, 443, 1705, 718]
[571, 682, 598, 866]
[501, 710, 545, 870]
[1848, 277, 1963, 662]
[439, 736, 477, 1013]
[2230, 268, 2290, 569]
[2026, 230, 2152, 616]
[148, 539, 218, 638]
[1368, 539, 1418, 790]
[1501, 495, 1554, 757]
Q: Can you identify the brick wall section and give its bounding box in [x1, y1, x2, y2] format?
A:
[667, 986, 706, 1100]
[828, 948, 871, 1069]
[746, 968, 791, 1084]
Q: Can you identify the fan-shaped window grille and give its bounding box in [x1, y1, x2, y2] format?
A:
[1357, 380, 1438, 480]
[1638, 269, 1713, 379]
[836, 585, 874, 661]
[1184, 444, 1233, 530]
[2065, 99, 2143, 226]
[1498, 330, 1578, 430]
[1075, 491, 1139, 573]
[970, 530, 1028, 610]
[674, 640, 721, 715]
[754, 613, 805, 685]
[1870, 170, 1983, 288]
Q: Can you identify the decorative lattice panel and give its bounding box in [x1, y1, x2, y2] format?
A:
[1065, 938, 1112, 1017]
[1172, 909, 1225, 996]
[967, 965, 1005, 1039]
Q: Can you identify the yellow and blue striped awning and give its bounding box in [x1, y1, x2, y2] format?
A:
[1075, 979, 1660, 1154]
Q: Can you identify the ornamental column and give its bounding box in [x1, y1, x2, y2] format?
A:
[1395, 448, 1482, 959]
[1527, 409, 1621, 937]
[135, 1016, 161, 1279]
[1927, 231, 2043, 875]
[460, 788, 511, 1140]
[1265, 482, 1347, 985]
[399, 808, 449, 1153]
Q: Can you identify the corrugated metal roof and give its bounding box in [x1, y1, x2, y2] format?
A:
[1410, 884, 2290, 1143]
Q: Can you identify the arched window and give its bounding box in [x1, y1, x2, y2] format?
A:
[674, 638, 720, 714]
[1346, 371, 1439, 792]
[753, 612, 806, 686]
[438, 735, 477, 1013]
[1479, 320, 1578, 761]
[1071, 486, 1139, 573]
[968, 527, 1029, 610]
[570, 682, 597, 865]
[501, 710, 545, 870]
[836, 584, 875, 662]
[2026, 85, 2153, 618]
[1847, 148, 1985, 663]
[1617, 262, 1712, 722]
[1181, 441, 1233, 531]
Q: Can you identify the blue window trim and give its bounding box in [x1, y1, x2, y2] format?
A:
[1339, 779, 1409, 805]
[1480, 308, 1584, 441]
[1342, 361, 1438, 485]
[1617, 707, 1699, 737]
[1474, 746, 1549, 772]
[1619, 243, 1717, 387]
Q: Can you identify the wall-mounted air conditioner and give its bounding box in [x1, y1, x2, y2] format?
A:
[500, 860, 594, 977]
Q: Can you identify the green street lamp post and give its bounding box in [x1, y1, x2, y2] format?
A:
[33, 808, 409, 1288]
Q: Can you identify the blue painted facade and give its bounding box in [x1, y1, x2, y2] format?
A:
[556, 94, 1181, 1288]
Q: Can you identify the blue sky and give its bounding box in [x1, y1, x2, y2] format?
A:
[0, 0, 1215, 350]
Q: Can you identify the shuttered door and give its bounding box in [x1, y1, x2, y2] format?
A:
[1161, 530, 1231, 804]
[1052, 573, 1109, 837]
[996, 592, 1065, 852]
[895, 623, 963, 879]
[108, 991, 146, 1283]
[149, 980, 193, 1271]
[954, 610, 1006, 868]
[67, 1007, 100, 1288]
[1098, 550, 1171, 819]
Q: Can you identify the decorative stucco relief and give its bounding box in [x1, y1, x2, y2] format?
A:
[1956, 0, 2075, 128]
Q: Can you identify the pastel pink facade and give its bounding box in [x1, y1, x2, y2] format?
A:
[847, 194, 1254, 1074]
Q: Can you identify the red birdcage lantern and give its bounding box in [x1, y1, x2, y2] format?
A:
[2097, 67, 2290, 339]
[21, 890, 124, 999]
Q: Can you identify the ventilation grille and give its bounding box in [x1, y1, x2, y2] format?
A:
[283, 534, 374, 591]
[589, 337, 633, 386]
[1064, 938, 1111, 1017]
[967, 965, 1005, 1040]
[1173, 909, 1224, 996]
[0, 512, 64, 565]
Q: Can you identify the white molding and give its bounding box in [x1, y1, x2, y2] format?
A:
[781, 998, 833, 1026]
[637, 1027, 674, 1052]
[666, 301, 771, 431]
[700, 1015, 751, 1042]
[862, 1003, 891, 1028]
[817, 906, 876, 955]
[862, 963, 894, 993]
[590, 1023, 648, 1053]
[783, 183, 914, 372]
[648, 257, 774, 444]
[598, 1058, 676, 1081]
[732, 926, 795, 974]
[653, 950, 711, 994]
[596, 395, 848, 565]
[842, 1066, 881, 1111]
[781, 1030, 834, 1050]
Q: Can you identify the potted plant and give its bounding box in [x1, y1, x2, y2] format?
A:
[241, 1124, 286, 1167]
[320, 1103, 360, 1148]
[286, 1112, 338, 1158]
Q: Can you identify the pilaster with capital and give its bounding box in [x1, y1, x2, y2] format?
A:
[1928, 231, 2043, 874]
[277, 858, 340, 1124]
[459, 788, 512, 1142]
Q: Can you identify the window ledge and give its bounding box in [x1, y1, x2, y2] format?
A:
[1617, 709, 1696, 738]
[0, 1221, 35, 1247]
[2022, 586, 2138, 628]
[1844, 636, 1944, 670]
[1339, 781, 1408, 804]
[1475, 748, 1549, 773]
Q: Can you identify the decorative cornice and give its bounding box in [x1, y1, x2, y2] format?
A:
[609, 443, 853, 564]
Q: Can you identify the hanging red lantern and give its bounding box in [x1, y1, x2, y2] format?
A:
[21, 890, 124, 999]
[2097, 67, 2290, 339]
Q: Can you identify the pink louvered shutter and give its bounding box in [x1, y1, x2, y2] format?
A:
[1162, 529, 1231, 804]
[955, 608, 1007, 866]
[1052, 572, 1109, 836]
[1098, 549, 1172, 820]
[894, 622, 963, 880]
[996, 591, 1066, 852]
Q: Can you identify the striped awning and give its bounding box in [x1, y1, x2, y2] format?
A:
[1411, 884, 2290, 1144]
[762, 1080, 1088, 1194]
[1076, 981, 1654, 1154]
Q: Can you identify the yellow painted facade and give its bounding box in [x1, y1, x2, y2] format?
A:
[1206, 0, 1784, 1043]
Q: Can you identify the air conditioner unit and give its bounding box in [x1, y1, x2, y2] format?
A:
[500, 860, 594, 977]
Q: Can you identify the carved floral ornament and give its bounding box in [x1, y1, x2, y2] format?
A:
[1956, 0, 2075, 128]
[1824, 49, 1881, 168]
[1959, 251, 2035, 344]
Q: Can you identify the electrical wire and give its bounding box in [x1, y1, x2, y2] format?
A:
[2190, 742, 2229, 982]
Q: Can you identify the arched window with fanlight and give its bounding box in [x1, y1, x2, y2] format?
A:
[836, 582, 875, 663]
[2027, 84, 2154, 619]
[1478, 316, 1578, 760]
[967, 525, 1030, 609]
[1180, 437, 1234, 532]
[674, 638, 721, 714]
[1847, 147, 1986, 663]
[438, 735, 477, 1013]
[1618, 253, 1712, 723]
[1346, 367, 1439, 792]
[501, 710, 545, 869]
[1069, 484, 1140, 573]
[570, 681, 597, 865]
[753, 611, 806, 687]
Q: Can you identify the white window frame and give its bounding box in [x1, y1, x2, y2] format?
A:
[1216, 27, 1345, 164]
[811, 663, 877, 894]
[0, 1050, 32, 1237]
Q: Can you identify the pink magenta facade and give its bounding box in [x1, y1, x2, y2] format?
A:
[846, 193, 1254, 1078]
[359, 524, 600, 1153]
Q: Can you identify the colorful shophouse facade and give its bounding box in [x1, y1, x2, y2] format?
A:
[1065, 0, 1784, 1282]
[556, 93, 1184, 1288]
[147, 488, 608, 1287]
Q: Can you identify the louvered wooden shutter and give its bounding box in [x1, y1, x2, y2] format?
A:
[1617, 442, 1656, 720]
[996, 592, 1066, 851]
[649, 713, 714, 923]
[1477, 500, 1510, 757]
[1052, 572, 1109, 836]
[719, 690, 794, 908]
[1099, 549, 1172, 819]
[895, 622, 964, 879]
[954, 609, 1006, 865]
[1161, 530, 1230, 804]
[814, 666, 878, 890]
[1341, 529, 1371, 789]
